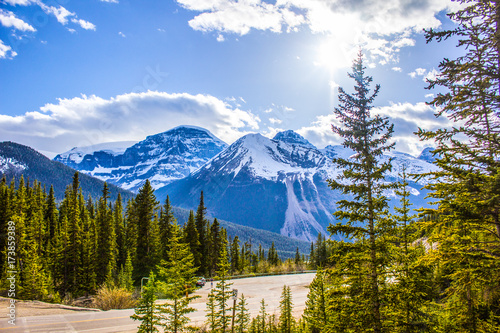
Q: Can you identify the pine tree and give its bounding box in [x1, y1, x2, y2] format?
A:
[303, 269, 330, 332]
[205, 289, 218, 331]
[417, 1, 500, 330]
[257, 299, 267, 333]
[157, 221, 199, 333]
[278, 285, 295, 333]
[114, 193, 126, 269]
[96, 183, 117, 286]
[118, 251, 134, 291]
[386, 167, 433, 332]
[267, 241, 279, 266]
[134, 180, 160, 282]
[183, 210, 201, 270]
[230, 236, 240, 274]
[131, 272, 160, 333]
[208, 218, 221, 275]
[195, 191, 208, 275]
[234, 293, 250, 333]
[212, 238, 233, 332]
[159, 195, 175, 262]
[326, 52, 395, 333]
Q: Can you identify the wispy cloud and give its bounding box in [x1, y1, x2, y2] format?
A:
[118, 31, 126, 38]
[0, 91, 261, 155]
[0, 9, 36, 31]
[100, 0, 119, 3]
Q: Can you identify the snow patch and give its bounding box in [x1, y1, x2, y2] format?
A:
[0, 156, 27, 173]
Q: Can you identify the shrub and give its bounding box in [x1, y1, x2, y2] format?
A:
[93, 286, 137, 310]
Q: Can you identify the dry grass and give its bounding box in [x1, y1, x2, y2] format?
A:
[92, 286, 137, 311]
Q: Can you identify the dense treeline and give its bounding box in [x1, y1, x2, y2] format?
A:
[0, 175, 302, 301]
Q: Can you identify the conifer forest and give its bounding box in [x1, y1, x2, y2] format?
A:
[1, 1, 500, 332]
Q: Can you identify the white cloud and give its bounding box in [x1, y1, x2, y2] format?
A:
[118, 31, 126, 37]
[67, 28, 76, 33]
[392, 67, 402, 72]
[269, 117, 282, 125]
[424, 68, 439, 82]
[296, 101, 450, 156]
[2, 0, 32, 5]
[425, 93, 434, 99]
[0, 9, 36, 31]
[71, 18, 96, 31]
[176, 0, 463, 69]
[36, 1, 74, 25]
[0, 39, 17, 59]
[100, 0, 119, 3]
[216, 33, 224, 42]
[158, 28, 166, 32]
[0, 91, 261, 154]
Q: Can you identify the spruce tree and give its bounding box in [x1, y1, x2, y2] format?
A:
[417, 1, 500, 330]
[208, 217, 221, 275]
[159, 195, 175, 262]
[230, 236, 240, 274]
[303, 269, 330, 332]
[183, 210, 201, 270]
[195, 191, 208, 275]
[278, 285, 294, 333]
[212, 238, 233, 332]
[134, 180, 160, 282]
[234, 293, 250, 333]
[327, 51, 395, 333]
[157, 221, 199, 333]
[131, 272, 160, 333]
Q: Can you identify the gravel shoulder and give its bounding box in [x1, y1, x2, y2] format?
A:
[0, 297, 101, 318]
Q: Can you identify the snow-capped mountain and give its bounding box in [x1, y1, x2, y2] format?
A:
[156, 130, 439, 241]
[53, 126, 227, 192]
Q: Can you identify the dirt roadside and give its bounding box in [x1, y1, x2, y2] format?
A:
[0, 297, 101, 318]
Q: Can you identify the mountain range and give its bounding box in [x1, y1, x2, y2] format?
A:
[52, 126, 438, 242]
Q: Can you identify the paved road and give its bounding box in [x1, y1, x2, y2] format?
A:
[0, 273, 315, 332]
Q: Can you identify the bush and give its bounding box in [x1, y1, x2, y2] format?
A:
[92, 286, 137, 310]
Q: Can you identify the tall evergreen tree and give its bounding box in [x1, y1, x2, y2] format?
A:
[208, 217, 221, 275]
[417, 1, 500, 330]
[157, 221, 199, 333]
[326, 52, 395, 333]
[230, 236, 240, 274]
[303, 269, 330, 332]
[278, 285, 295, 333]
[183, 210, 201, 270]
[211, 238, 233, 332]
[159, 195, 175, 262]
[96, 183, 117, 286]
[134, 180, 160, 282]
[195, 191, 208, 275]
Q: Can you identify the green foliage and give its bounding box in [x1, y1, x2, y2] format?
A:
[211, 239, 233, 332]
[134, 180, 161, 282]
[279, 285, 295, 333]
[131, 272, 160, 333]
[417, 1, 500, 331]
[326, 51, 395, 333]
[234, 293, 250, 333]
[303, 269, 330, 332]
[157, 221, 199, 333]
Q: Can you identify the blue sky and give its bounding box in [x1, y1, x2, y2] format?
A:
[0, 0, 463, 157]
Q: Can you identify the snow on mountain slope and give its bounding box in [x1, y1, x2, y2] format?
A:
[0, 155, 27, 174]
[56, 141, 138, 165]
[158, 131, 438, 241]
[54, 126, 227, 192]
